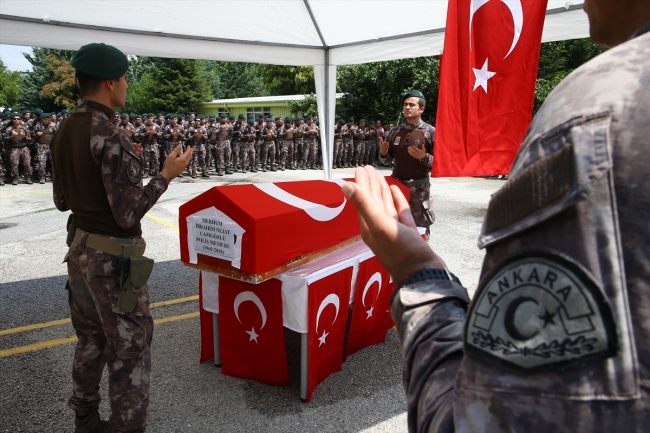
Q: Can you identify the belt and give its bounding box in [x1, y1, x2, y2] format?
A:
[73, 229, 146, 257]
[392, 175, 430, 187]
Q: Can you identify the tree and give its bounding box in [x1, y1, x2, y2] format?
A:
[534, 38, 607, 112]
[337, 56, 440, 124]
[202, 61, 268, 99]
[39, 54, 79, 110]
[20, 48, 75, 111]
[0, 59, 23, 108]
[140, 57, 211, 113]
[287, 93, 318, 117]
[259, 65, 315, 95]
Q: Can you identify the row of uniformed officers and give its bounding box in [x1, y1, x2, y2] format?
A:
[1, 108, 390, 184]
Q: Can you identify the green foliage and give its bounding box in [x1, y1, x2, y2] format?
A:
[259, 65, 315, 95]
[0, 59, 23, 108]
[287, 93, 318, 117]
[202, 61, 268, 99]
[138, 57, 211, 113]
[534, 38, 607, 112]
[39, 54, 79, 110]
[20, 48, 75, 112]
[337, 56, 440, 124]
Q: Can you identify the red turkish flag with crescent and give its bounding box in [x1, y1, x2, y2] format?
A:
[433, 0, 548, 176]
[306, 266, 353, 402]
[345, 256, 393, 359]
[219, 277, 288, 386]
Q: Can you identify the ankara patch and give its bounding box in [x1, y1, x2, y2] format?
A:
[465, 251, 617, 374]
[126, 158, 142, 183]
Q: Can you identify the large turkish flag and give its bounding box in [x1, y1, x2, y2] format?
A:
[433, 0, 548, 176]
[306, 266, 353, 401]
[218, 277, 289, 386]
[345, 256, 392, 359]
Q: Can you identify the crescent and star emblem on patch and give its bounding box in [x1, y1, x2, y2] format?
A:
[465, 251, 617, 374]
[126, 158, 142, 184]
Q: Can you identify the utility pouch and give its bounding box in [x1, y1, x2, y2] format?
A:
[66, 214, 77, 247]
[114, 255, 155, 314]
[422, 201, 435, 225]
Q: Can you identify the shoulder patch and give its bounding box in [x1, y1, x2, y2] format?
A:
[126, 157, 142, 184]
[465, 251, 617, 374]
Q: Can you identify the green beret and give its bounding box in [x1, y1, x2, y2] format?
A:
[238, 114, 245, 119]
[267, 113, 274, 117]
[11, 114, 21, 119]
[146, 113, 154, 118]
[403, 90, 425, 101]
[338, 119, 345, 125]
[306, 116, 312, 120]
[61, 109, 68, 114]
[121, 113, 128, 119]
[57, 112, 62, 116]
[229, 115, 235, 120]
[348, 117, 354, 122]
[71, 43, 129, 80]
[34, 108, 43, 115]
[157, 113, 162, 117]
[209, 116, 216, 120]
[297, 116, 304, 121]
[220, 114, 228, 119]
[247, 119, 254, 125]
[40, 112, 50, 119]
[359, 119, 366, 123]
[258, 114, 264, 119]
[176, 115, 183, 120]
[285, 116, 292, 122]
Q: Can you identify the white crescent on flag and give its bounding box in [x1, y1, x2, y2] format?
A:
[315, 293, 340, 333]
[470, 0, 523, 59]
[233, 291, 267, 330]
[361, 272, 382, 307]
[253, 179, 347, 222]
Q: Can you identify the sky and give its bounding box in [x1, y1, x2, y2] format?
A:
[1, 45, 33, 71]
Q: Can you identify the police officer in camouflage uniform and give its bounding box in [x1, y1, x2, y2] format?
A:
[135, 114, 163, 178]
[333, 118, 344, 169]
[32, 112, 57, 183]
[302, 116, 319, 169]
[343, 4, 650, 432]
[379, 90, 435, 238]
[4, 114, 33, 185]
[340, 117, 355, 168]
[239, 119, 257, 172]
[50, 43, 192, 433]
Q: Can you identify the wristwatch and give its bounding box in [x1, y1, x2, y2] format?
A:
[398, 268, 461, 289]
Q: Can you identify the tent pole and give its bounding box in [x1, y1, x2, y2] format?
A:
[323, 48, 332, 180]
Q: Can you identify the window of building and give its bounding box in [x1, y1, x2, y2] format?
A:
[218, 108, 229, 116]
[247, 107, 272, 118]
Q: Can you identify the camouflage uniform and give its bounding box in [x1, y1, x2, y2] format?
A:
[239, 123, 256, 172]
[51, 100, 169, 432]
[32, 121, 57, 181]
[352, 124, 366, 167]
[278, 123, 294, 170]
[392, 25, 650, 433]
[4, 122, 32, 182]
[164, 123, 185, 158]
[254, 121, 264, 168]
[185, 124, 207, 177]
[340, 123, 354, 167]
[135, 122, 162, 177]
[364, 126, 377, 165]
[379, 119, 435, 235]
[293, 122, 305, 169]
[213, 121, 233, 176]
[302, 122, 319, 169]
[230, 120, 243, 170]
[260, 124, 276, 171]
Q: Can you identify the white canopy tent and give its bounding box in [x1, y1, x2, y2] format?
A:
[0, 0, 588, 179]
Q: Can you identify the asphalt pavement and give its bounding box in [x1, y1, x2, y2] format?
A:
[0, 165, 503, 433]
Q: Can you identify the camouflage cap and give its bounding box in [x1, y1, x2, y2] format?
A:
[403, 90, 425, 101]
[71, 43, 129, 79]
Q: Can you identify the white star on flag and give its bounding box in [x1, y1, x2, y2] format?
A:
[365, 306, 374, 320]
[472, 58, 496, 93]
[318, 330, 329, 347]
[246, 327, 259, 343]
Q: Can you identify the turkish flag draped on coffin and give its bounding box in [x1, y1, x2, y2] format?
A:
[433, 0, 548, 177]
[218, 277, 289, 386]
[345, 256, 393, 359]
[306, 266, 353, 402]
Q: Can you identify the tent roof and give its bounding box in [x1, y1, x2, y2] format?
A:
[205, 93, 345, 105]
[0, 1, 588, 66]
